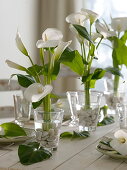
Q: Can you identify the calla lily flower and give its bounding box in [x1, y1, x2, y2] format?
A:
[50, 40, 72, 70]
[15, 32, 28, 56]
[24, 83, 53, 103]
[91, 33, 102, 42]
[66, 12, 87, 26]
[111, 17, 127, 32]
[53, 40, 72, 60]
[6, 60, 27, 71]
[36, 28, 63, 48]
[110, 130, 127, 155]
[95, 21, 116, 38]
[81, 8, 99, 24]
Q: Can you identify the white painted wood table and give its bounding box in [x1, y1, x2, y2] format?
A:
[0, 118, 127, 170]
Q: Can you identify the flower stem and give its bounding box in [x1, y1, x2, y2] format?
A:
[114, 75, 119, 95]
[84, 81, 90, 109]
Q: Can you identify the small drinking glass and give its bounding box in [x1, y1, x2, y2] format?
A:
[34, 107, 63, 150]
[117, 103, 127, 129]
[13, 94, 31, 127]
[66, 91, 102, 131]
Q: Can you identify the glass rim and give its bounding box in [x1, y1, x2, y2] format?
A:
[34, 107, 64, 114]
[66, 90, 103, 96]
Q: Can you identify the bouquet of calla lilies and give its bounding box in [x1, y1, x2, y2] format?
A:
[64, 9, 119, 107]
[6, 8, 122, 116]
[105, 17, 127, 94]
[6, 29, 71, 113]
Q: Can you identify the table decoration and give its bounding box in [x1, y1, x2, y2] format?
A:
[106, 17, 127, 95]
[63, 9, 120, 131]
[6, 28, 71, 150]
[97, 129, 127, 159]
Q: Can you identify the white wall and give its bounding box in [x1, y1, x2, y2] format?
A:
[0, 0, 40, 79]
[0, 0, 40, 106]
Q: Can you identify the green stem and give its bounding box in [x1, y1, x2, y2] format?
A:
[40, 48, 44, 66]
[84, 82, 90, 109]
[114, 75, 119, 95]
[96, 36, 103, 49]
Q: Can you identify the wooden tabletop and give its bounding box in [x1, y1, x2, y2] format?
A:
[0, 119, 127, 170]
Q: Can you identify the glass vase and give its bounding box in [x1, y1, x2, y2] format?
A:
[34, 107, 63, 150]
[66, 91, 102, 131]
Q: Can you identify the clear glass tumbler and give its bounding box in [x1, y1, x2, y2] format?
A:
[13, 94, 31, 127]
[66, 91, 102, 131]
[117, 103, 127, 129]
[34, 107, 63, 150]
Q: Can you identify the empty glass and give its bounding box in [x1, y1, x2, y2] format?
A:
[13, 94, 31, 127]
[117, 103, 127, 129]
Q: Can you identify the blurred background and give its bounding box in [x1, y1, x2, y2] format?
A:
[0, 0, 127, 96]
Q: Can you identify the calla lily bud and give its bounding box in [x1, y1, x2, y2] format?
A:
[24, 83, 53, 102]
[36, 28, 63, 48]
[15, 32, 28, 56]
[111, 17, 127, 32]
[6, 60, 27, 71]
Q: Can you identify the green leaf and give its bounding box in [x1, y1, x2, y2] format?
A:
[73, 24, 94, 44]
[0, 122, 27, 137]
[73, 131, 90, 138]
[82, 74, 93, 83]
[90, 79, 96, 88]
[60, 131, 90, 139]
[105, 67, 123, 77]
[50, 93, 60, 99]
[97, 116, 115, 126]
[60, 132, 73, 138]
[27, 65, 43, 76]
[120, 31, 127, 43]
[60, 50, 84, 76]
[51, 61, 60, 80]
[113, 37, 127, 67]
[16, 74, 36, 88]
[92, 68, 106, 80]
[32, 99, 43, 109]
[18, 142, 52, 165]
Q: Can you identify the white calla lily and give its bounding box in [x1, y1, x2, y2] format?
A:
[66, 12, 87, 26]
[95, 21, 116, 38]
[54, 40, 72, 60]
[91, 33, 102, 42]
[111, 17, 127, 32]
[36, 28, 63, 48]
[81, 8, 98, 24]
[15, 32, 28, 56]
[24, 83, 53, 103]
[50, 40, 72, 70]
[6, 60, 27, 71]
[110, 130, 127, 155]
